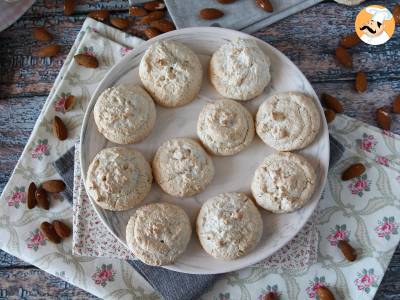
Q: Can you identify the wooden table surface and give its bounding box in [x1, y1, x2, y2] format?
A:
[0, 0, 399, 298]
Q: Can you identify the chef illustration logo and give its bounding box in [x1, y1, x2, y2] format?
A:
[355, 5, 395, 46]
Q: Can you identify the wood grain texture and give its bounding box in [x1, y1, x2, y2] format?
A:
[0, 0, 399, 298]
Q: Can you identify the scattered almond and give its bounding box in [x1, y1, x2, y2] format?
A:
[144, 1, 166, 11]
[392, 95, 400, 113]
[53, 116, 68, 141]
[40, 222, 61, 244]
[341, 163, 366, 181]
[263, 292, 277, 300]
[64, 0, 76, 16]
[324, 110, 336, 124]
[27, 182, 37, 209]
[52, 220, 71, 238]
[354, 71, 367, 93]
[335, 47, 352, 68]
[33, 27, 53, 42]
[393, 4, 400, 25]
[199, 8, 224, 20]
[37, 44, 61, 57]
[321, 93, 343, 113]
[150, 19, 175, 33]
[255, 0, 273, 12]
[35, 187, 49, 210]
[88, 10, 110, 22]
[218, 0, 236, 3]
[376, 107, 391, 130]
[144, 28, 161, 39]
[339, 33, 360, 48]
[64, 95, 76, 111]
[316, 286, 335, 300]
[74, 54, 99, 68]
[139, 11, 165, 24]
[110, 17, 130, 30]
[129, 6, 148, 17]
[338, 240, 357, 261]
[42, 180, 66, 193]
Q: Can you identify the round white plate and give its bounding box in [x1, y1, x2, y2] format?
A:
[0, 0, 35, 32]
[80, 27, 329, 274]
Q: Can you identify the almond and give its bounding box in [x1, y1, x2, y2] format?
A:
[53, 116, 68, 141]
[376, 107, 391, 130]
[35, 187, 49, 210]
[88, 10, 110, 22]
[27, 182, 37, 209]
[42, 180, 66, 193]
[52, 220, 71, 239]
[74, 54, 99, 68]
[341, 163, 366, 181]
[393, 4, 400, 25]
[64, 95, 76, 111]
[392, 95, 400, 113]
[321, 93, 343, 113]
[335, 47, 352, 68]
[150, 19, 175, 33]
[339, 33, 360, 48]
[110, 17, 130, 30]
[40, 222, 61, 244]
[354, 71, 367, 93]
[199, 8, 224, 20]
[33, 27, 53, 42]
[324, 110, 336, 124]
[37, 44, 61, 57]
[144, 28, 161, 39]
[338, 240, 357, 261]
[255, 0, 273, 12]
[139, 11, 165, 24]
[64, 0, 76, 16]
[218, 0, 236, 3]
[144, 1, 166, 11]
[316, 286, 335, 300]
[129, 6, 148, 17]
[263, 292, 277, 300]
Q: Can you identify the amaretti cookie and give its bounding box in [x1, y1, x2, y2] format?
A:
[197, 99, 255, 156]
[251, 152, 317, 213]
[196, 192, 263, 260]
[126, 203, 192, 266]
[139, 40, 203, 107]
[256, 92, 321, 151]
[86, 147, 152, 211]
[94, 84, 156, 144]
[209, 38, 271, 101]
[152, 137, 215, 197]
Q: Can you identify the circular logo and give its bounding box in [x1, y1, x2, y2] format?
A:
[355, 5, 395, 46]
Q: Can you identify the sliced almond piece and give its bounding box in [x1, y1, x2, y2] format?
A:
[376, 107, 391, 130]
[339, 33, 360, 48]
[64, 0, 76, 16]
[33, 27, 53, 42]
[338, 240, 357, 261]
[321, 93, 343, 113]
[341, 163, 366, 181]
[40, 222, 61, 244]
[64, 95, 76, 111]
[335, 47, 352, 68]
[354, 71, 367, 93]
[88, 10, 110, 22]
[144, 1, 166, 11]
[129, 6, 148, 17]
[110, 18, 130, 30]
[144, 28, 161, 39]
[37, 45, 61, 57]
[199, 8, 224, 20]
[150, 19, 175, 33]
[27, 182, 37, 209]
[392, 95, 400, 113]
[139, 11, 165, 24]
[255, 0, 273, 12]
[42, 180, 66, 193]
[74, 54, 99, 68]
[53, 116, 68, 141]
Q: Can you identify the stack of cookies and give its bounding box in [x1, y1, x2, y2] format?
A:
[86, 37, 321, 266]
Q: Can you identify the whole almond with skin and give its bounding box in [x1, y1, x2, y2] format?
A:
[199, 8, 224, 20]
[27, 182, 37, 209]
[74, 54, 99, 68]
[64, 0, 76, 16]
[340, 33, 360, 48]
[35, 187, 49, 210]
[376, 107, 391, 130]
[144, 1, 166, 11]
[150, 19, 175, 32]
[52, 220, 71, 239]
[53, 116, 68, 140]
[264, 292, 277, 300]
[42, 180, 66, 193]
[321, 93, 343, 113]
[110, 18, 130, 30]
[316, 286, 335, 300]
[40, 222, 61, 244]
[144, 28, 161, 39]
[342, 163, 366, 181]
[335, 47, 352, 68]
[393, 4, 400, 25]
[218, 0, 236, 3]
[88, 10, 110, 22]
[338, 240, 357, 261]
[355, 71, 367, 93]
[33, 27, 53, 42]
[392, 95, 400, 113]
[37, 45, 61, 57]
[255, 0, 273, 12]
[64, 95, 76, 112]
[139, 11, 165, 24]
[324, 110, 336, 124]
[129, 6, 148, 17]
